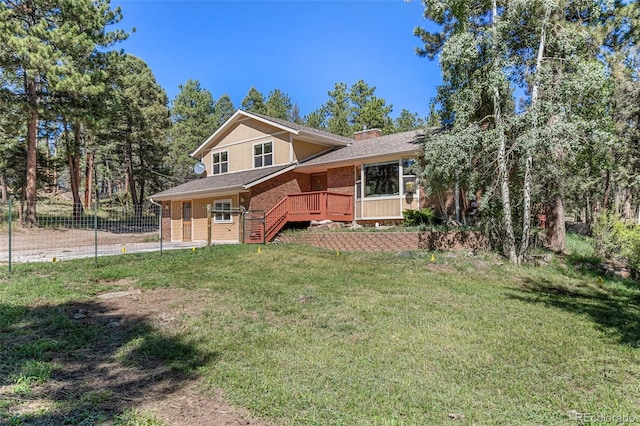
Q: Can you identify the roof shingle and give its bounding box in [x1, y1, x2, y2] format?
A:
[150, 164, 294, 200]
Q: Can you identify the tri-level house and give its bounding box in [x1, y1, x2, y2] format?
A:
[150, 110, 426, 243]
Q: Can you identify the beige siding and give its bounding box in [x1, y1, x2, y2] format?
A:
[402, 192, 420, 212]
[202, 122, 292, 174]
[360, 197, 403, 219]
[190, 196, 241, 242]
[293, 139, 329, 162]
[170, 200, 182, 242]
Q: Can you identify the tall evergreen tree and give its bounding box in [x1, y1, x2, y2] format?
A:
[167, 79, 216, 183]
[265, 89, 292, 120]
[349, 80, 393, 133]
[241, 87, 267, 114]
[99, 54, 170, 214]
[0, 0, 127, 225]
[213, 93, 235, 129]
[394, 109, 425, 132]
[325, 82, 352, 137]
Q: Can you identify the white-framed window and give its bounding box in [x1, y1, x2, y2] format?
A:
[402, 158, 417, 195]
[363, 161, 400, 197]
[253, 141, 273, 168]
[212, 151, 228, 175]
[213, 199, 232, 223]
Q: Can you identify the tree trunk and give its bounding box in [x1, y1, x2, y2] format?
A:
[124, 136, 139, 208]
[494, 86, 518, 264]
[52, 139, 59, 195]
[68, 124, 84, 221]
[25, 77, 38, 227]
[520, 6, 549, 259]
[84, 148, 94, 209]
[0, 175, 6, 203]
[603, 169, 611, 210]
[623, 187, 632, 221]
[546, 194, 566, 252]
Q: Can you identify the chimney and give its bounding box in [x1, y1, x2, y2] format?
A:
[353, 128, 382, 141]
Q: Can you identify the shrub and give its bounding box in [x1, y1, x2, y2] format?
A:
[592, 210, 640, 276]
[403, 208, 434, 227]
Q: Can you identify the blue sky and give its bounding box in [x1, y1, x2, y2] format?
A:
[113, 0, 442, 120]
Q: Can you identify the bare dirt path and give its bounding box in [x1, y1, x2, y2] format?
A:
[1, 283, 271, 426]
[93, 286, 270, 426]
[0, 228, 207, 263]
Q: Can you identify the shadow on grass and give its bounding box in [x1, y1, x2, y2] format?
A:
[0, 299, 217, 424]
[507, 276, 640, 347]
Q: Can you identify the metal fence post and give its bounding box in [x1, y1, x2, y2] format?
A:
[94, 203, 98, 265]
[159, 205, 163, 256]
[8, 198, 12, 273]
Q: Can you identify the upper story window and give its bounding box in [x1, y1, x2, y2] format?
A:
[212, 151, 228, 175]
[253, 142, 273, 168]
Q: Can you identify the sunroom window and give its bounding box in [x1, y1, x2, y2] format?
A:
[254, 142, 273, 168]
[364, 161, 400, 197]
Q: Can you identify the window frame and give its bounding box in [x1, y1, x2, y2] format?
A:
[363, 160, 401, 198]
[401, 158, 417, 195]
[211, 150, 229, 175]
[253, 141, 273, 168]
[213, 199, 232, 223]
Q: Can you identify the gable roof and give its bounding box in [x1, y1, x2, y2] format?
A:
[296, 129, 425, 170]
[190, 109, 351, 158]
[150, 163, 295, 201]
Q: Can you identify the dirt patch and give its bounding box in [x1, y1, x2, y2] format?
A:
[2, 287, 270, 426]
[0, 227, 156, 251]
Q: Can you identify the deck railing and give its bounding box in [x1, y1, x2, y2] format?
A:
[263, 191, 353, 242]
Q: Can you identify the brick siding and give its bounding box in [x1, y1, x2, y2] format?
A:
[278, 231, 487, 252]
[248, 171, 310, 212]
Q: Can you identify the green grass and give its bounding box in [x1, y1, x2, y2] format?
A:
[1, 244, 639, 424]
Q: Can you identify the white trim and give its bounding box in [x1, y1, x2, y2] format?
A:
[289, 133, 294, 163]
[150, 185, 244, 202]
[191, 109, 349, 158]
[191, 110, 298, 158]
[205, 131, 288, 155]
[362, 160, 402, 199]
[211, 149, 229, 175]
[295, 150, 421, 172]
[237, 112, 301, 135]
[213, 199, 233, 223]
[252, 140, 274, 169]
[359, 215, 404, 220]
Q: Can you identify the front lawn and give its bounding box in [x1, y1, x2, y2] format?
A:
[1, 244, 639, 424]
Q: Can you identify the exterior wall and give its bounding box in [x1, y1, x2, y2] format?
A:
[167, 196, 241, 243]
[170, 200, 182, 242]
[292, 139, 330, 162]
[161, 202, 171, 241]
[358, 198, 404, 220]
[278, 231, 487, 252]
[327, 166, 355, 195]
[402, 192, 420, 212]
[203, 122, 291, 173]
[191, 196, 241, 242]
[248, 171, 310, 213]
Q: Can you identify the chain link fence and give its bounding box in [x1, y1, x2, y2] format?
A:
[0, 199, 201, 271]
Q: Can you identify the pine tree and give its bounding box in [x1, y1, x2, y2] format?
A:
[241, 87, 267, 114]
[0, 0, 127, 225]
[167, 79, 216, 183]
[265, 89, 292, 120]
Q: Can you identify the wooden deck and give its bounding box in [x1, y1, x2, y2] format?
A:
[246, 191, 354, 243]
